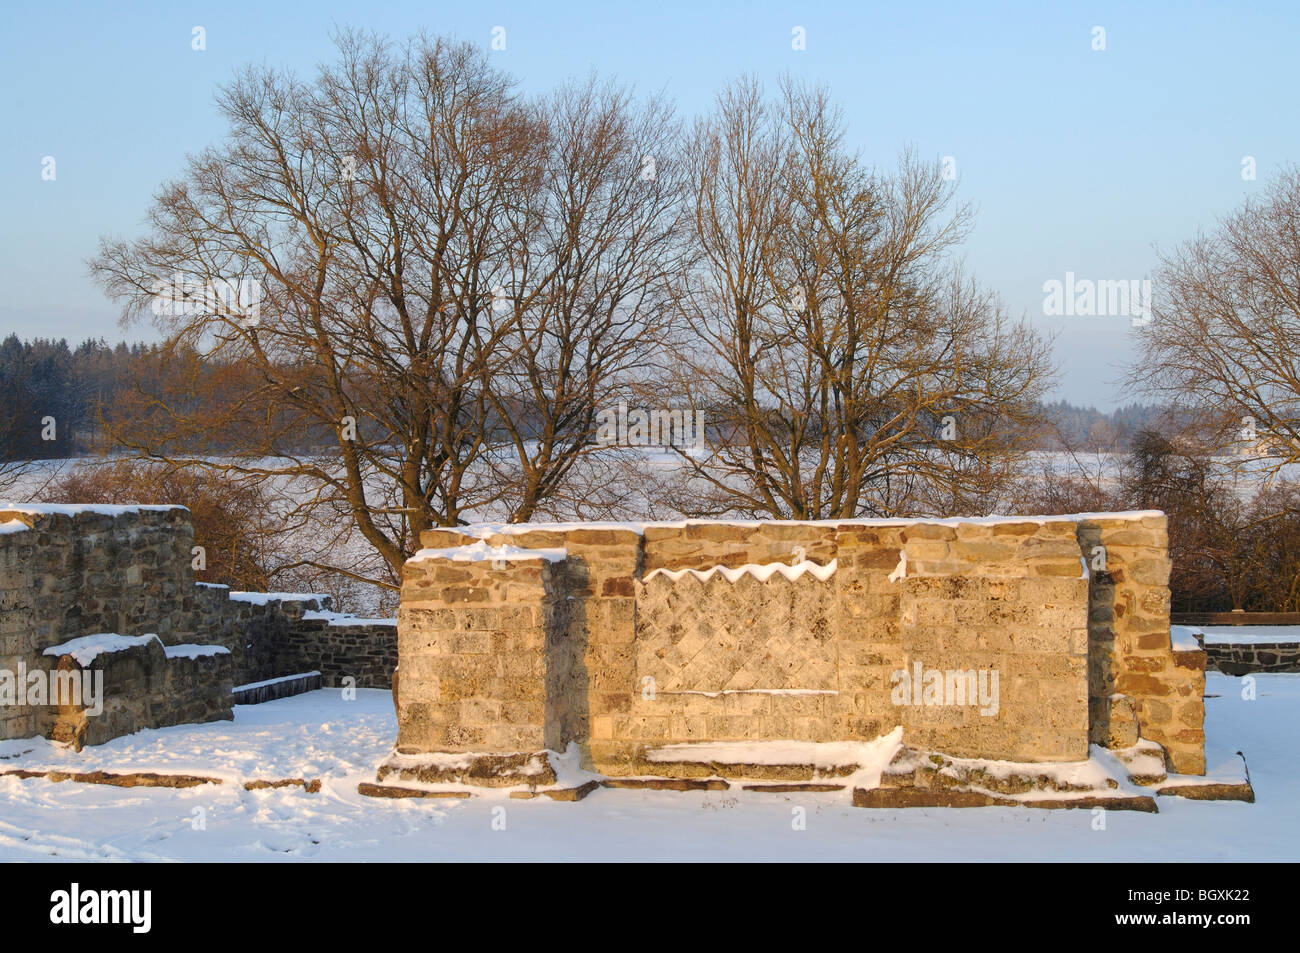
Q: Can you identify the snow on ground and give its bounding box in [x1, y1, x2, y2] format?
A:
[0, 672, 1295, 862]
[1196, 626, 1300, 644]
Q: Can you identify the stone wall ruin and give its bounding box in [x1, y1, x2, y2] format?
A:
[0, 504, 396, 748]
[390, 512, 1209, 788]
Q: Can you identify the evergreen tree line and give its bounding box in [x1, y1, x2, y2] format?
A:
[0, 335, 150, 459]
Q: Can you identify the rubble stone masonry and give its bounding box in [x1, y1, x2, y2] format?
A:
[0, 505, 396, 747]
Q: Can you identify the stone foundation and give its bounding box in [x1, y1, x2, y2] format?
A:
[1180, 629, 1300, 675]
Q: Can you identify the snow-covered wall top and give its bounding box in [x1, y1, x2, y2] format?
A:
[409, 540, 568, 564]
[442, 511, 1165, 539]
[0, 502, 188, 518]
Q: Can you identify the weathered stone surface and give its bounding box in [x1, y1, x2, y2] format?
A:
[356, 782, 472, 799]
[1090, 693, 1140, 748]
[853, 785, 1157, 812]
[635, 574, 836, 694]
[1156, 780, 1255, 802]
[1, 768, 222, 788]
[377, 750, 557, 787]
[1203, 639, 1300, 675]
[511, 780, 601, 801]
[244, 778, 322, 792]
[600, 777, 729, 791]
[628, 759, 833, 781]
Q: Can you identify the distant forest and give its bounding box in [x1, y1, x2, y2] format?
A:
[1037, 399, 1177, 450]
[0, 336, 149, 459]
[0, 335, 1170, 460]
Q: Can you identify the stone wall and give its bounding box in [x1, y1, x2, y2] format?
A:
[1079, 517, 1204, 774]
[289, 609, 397, 689]
[192, 589, 395, 689]
[1197, 637, 1300, 675]
[45, 637, 234, 748]
[1, 505, 194, 649]
[396, 547, 566, 753]
[396, 513, 1206, 777]
[1, 505, 197, 741]
[0, 504, 396, 745]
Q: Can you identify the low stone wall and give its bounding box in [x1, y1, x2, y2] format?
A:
[395, 512, 1206, 779]
[1168, 616, 1300, 675]
[1200, 639, 1300, 675]
[44, 637, 233, 748]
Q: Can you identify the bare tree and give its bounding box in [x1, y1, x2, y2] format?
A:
[661, 77, 1051, 520]
[90, 31, 686, 594]
[0, 416, 31, 499]
[1135, 166, 1300, 471]
[479, 77, 690, 522]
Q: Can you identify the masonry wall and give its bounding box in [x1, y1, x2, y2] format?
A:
[398, 513, 1204, 776]
[1079, 516, 1204, 774]
[1, 506, 194, 652]
[1202, 640, 1300, 675]
[192, 589, 397, 689]
[1, 521, 42, 740]
[395, 551, 565, 752]
[0, 505, 397, 744]
[46, 639, 234, 749]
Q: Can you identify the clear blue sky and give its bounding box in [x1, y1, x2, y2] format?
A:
[2, 0, 1297, 409]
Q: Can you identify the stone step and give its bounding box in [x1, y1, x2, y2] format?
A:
[853, 787, 1158, 811]
[601, 777, 730, 791]
[357, 781, 471, 799]
[0, 768, 222, 788]
[376, 750, 556, 788]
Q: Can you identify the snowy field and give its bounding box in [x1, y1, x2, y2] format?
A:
[0, 671, 1293, 862]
